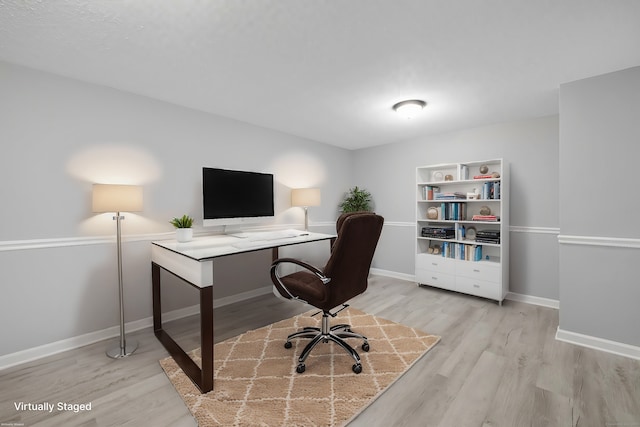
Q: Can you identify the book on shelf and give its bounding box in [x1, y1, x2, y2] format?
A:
[473, 174, 495, 179]
[474, 245, 482, 261]
[421, 226, 455, 239]
[434, 192, 466, 200]
[475, 230, 501, 244]
[457, 224, 466, 240]
[476, 238, 500, 244]
[438, 241, 483, 261]
[460, 164, 469, 180]
[481, 181, 501, 200]
[476, 230, 500, 237]
[472, 214, 499, 221]
[439, 202, 467, 220]
[423, 185, 440, 200]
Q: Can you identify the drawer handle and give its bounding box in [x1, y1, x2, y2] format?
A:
[473, 284, 480, 288]
[473, 269, 480, 273]
[432, 263, 438, 266]
[432, 277, 438, 280]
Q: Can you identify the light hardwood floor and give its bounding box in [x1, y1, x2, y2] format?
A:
[1, 276, 639, 426]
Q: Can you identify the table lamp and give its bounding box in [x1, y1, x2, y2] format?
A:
[92, 184, 143, 358]
[291, 188, 320, 231]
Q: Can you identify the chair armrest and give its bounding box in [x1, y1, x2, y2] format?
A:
[270, 258, 331, 303]
[272, 258, 331, 284]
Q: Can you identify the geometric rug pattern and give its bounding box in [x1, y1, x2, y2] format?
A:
[160, 308, 440, 427]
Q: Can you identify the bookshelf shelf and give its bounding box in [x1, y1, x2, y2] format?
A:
[415, 159, 509, 304]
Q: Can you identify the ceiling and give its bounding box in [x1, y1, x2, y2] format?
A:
[1, 1, 639, 150]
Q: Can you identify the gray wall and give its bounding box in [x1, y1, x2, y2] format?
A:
[9, 58, 636, 359]
[559, 66, 640, 346]
[353, 115, 560, 300]
[0, 61, 352, 357]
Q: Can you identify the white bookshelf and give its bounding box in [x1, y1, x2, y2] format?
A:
[415, 159, 509, 304]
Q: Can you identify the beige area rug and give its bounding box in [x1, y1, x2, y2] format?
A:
[159, 308, 440, 427]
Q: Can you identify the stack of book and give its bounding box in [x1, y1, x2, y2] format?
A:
[434, 192, 466, 200]
[472, 214, 499, 221]
[476, 230, 500, 244]
[421, 227, 455, 239]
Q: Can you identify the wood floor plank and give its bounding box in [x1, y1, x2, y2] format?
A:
[437, 350, 506, 427]
[531, 387, 573, 427]
[1, 276, 639, 426]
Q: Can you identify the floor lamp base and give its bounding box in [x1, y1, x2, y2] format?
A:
[106, 340, 138, 359]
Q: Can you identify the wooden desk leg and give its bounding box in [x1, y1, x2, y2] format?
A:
[152, 262, 214, 393]
[152, 263, 162, 332]
[200, 286, 214, 392]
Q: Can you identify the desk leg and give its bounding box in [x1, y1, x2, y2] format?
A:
[152, 262, 214, 393]
[152, 263, 162, 331]
[200, 286, 214, 392]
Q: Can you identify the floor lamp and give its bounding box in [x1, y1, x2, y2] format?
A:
[92, 184, 143, 359]
[291, 188, 321, 231]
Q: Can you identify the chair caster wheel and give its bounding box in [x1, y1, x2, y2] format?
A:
[362, 342, 370, 352]
[296, 364, 306, 374]
[284, 341, 292, 349]
[352, 364, 362, 374]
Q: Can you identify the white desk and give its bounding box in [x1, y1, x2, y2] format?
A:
[151, 231, 336, 393]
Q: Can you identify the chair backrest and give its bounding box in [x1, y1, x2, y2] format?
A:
[322, 212, 384, 309]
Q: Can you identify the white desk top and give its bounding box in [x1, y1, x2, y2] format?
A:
[152, 230, 336, 262]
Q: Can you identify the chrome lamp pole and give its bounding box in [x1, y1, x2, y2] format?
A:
[92, 184, 143, 359]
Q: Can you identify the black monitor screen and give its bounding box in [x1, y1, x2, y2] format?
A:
[202, 167, 274, 223]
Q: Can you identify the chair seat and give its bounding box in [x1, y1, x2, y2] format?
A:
[278, 271, 327, 307]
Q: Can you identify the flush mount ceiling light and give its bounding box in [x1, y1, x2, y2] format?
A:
[392, 99, 427, 119]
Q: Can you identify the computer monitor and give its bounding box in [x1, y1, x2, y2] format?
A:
[202, 167, 275, 227]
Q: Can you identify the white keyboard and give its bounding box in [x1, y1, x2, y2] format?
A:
[231, 240, 262, 249]
[231, 229, 308, 249]
[247, 229, 305, 241]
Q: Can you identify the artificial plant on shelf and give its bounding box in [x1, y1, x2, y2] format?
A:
[170, 214, 194, 242]
[339, 186, 373, 213]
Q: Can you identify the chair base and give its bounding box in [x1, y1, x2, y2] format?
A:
[284, 311, 369, 374]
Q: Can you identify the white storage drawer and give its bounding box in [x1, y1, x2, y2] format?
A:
[416, 268, 456, 290]
[456, 276, 501, 300]
[416, 255, 455, 274]
[456, 261, 501, 282]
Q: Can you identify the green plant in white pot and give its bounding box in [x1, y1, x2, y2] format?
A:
[170, 214, 194, 242]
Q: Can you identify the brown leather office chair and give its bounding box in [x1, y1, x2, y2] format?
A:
[270, 211, 384, 374]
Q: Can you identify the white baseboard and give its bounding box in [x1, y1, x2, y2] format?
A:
[0, 286, 273, 371]
[556, 327, 640, 361]
[369, 268, 416, 282]
[370, 269, 561, 310]
[505, 292, 559, 309]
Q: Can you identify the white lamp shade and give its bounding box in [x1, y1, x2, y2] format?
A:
[92, 184, 143, 213]
[291, 188, 321, 207]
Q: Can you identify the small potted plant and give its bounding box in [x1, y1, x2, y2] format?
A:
[339, 186, 373, 213]
[170, 214, 194, 242]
